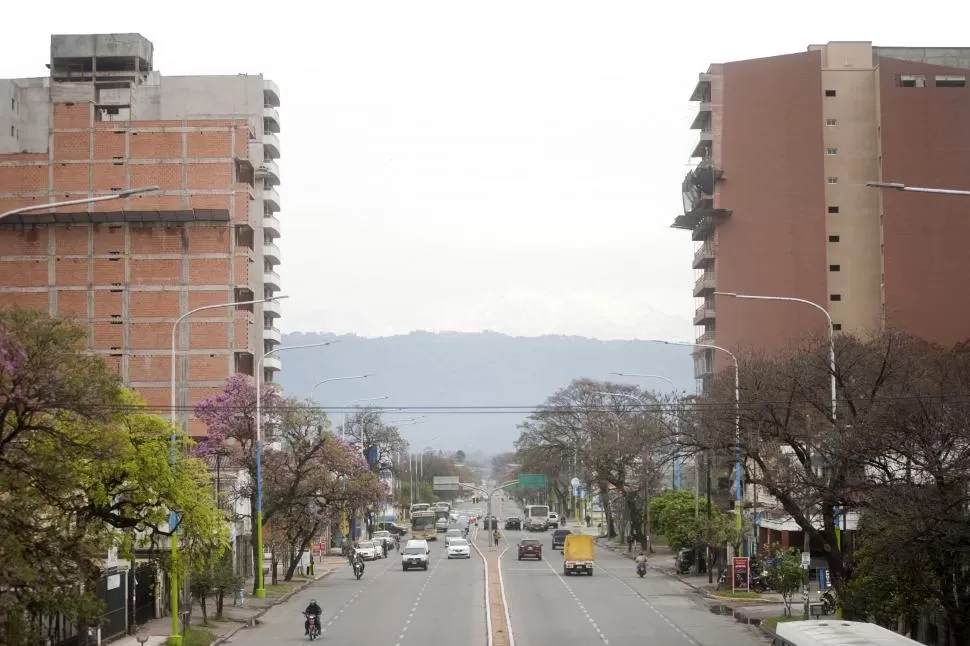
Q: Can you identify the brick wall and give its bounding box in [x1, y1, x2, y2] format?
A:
[0, 103, 259, 437]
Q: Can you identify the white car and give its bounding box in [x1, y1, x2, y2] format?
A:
[447, 538, 471, 559]
[444, 528, 464, 546]
[548, 512, 560, 528]
[356, 541, 379, 561]
[373, 530, 394, 549]
[402, 539, 430, 571]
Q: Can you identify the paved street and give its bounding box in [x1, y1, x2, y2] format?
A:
[496, 498, 768, 646]
[224, 532, 485, 646]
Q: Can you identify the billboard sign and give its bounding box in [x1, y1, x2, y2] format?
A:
[433, 475, 460, 491]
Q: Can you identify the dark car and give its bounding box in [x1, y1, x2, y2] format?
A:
[517, 538, 542, 560]
[378, 522, 409, 536]
[676, 548, 707, 574]
[551, 529, 571, 550]
[482, 515, 499, 530]
[504, 517, 522, 530]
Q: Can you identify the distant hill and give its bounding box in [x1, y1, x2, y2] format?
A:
[276, 331, 694, 456]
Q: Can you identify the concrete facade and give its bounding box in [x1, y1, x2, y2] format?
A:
[0, 34, 283, 436]
[676, 42, 970, 390]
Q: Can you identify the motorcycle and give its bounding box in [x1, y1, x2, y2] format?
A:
[820, 584, 836, 615]
[304, 613, 322, 641]
[636, 562, 647, 578]
[353, 559, 364, 580]
[751, 570, 770, 593]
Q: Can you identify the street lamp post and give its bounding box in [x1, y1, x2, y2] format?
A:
[459, 481, 519, 547]
[254, 341, 337, 598]
[866, 180, 970, 196]
[610, 373, 680, 488]
[715, 291, 837, 618]
[0, 186, 159, 221]
[310, 374, 374, 398]
[714, 292, 836, 425]
[166, 294, 286, 643]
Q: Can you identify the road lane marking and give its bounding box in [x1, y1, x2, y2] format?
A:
[596, 552, 700, 646]
[470, 525, 495, 646]
[540, 557, 609, 645]
[395, 542, 445, 645]
[320, 553, 393, 633]
[496, 541, 515, 646]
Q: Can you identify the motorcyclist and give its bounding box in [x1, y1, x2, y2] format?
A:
[352, 550, 365, 575]
[304, 598, 322, 635]
[635, 551, 648, 574]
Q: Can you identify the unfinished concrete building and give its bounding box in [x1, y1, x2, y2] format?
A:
[0, 33, 283, 435]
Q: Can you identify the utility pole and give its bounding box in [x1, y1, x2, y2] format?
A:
[706, 448, 713, 584]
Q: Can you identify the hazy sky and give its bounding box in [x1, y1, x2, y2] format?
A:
[6, 1, 968, 340]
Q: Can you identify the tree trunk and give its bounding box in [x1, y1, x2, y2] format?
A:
[199, 593, 207, 626]
[215, 588, 224, 618]
[285, 526, 319, 581]
[598, 481, 615, 537]
[271, 545, 279, 586]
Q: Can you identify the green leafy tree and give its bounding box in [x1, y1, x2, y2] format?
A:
[649, 489, 732, 551]
[765, 546, 804, 615]
[0, 309, 224, 646]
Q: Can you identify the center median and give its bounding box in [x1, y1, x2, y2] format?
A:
[471, 529, 513, 646]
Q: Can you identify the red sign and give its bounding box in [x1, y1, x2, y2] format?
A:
[732, 557, 750, 591]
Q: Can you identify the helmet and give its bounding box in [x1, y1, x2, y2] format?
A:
[310, 599, 317, 604]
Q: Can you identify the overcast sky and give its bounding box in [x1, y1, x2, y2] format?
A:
[6, 1, 968, 340]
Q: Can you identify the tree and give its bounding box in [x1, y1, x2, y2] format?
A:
[0, 310, 224, 645]
[515, 379, 673, 543]
[455, 450, 466, 463]
[648, 489, 731, 552]
[341, 407, 407, 469]
[765, 546, 804, 616]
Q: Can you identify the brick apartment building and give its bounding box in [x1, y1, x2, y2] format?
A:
[676, 41, 970, 388]
[0, 33, 283, 435]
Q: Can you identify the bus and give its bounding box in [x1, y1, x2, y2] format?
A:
[774, 620, 920, 646]
[411, 510, 437, 541]
[524, 504, 550, 531]
[410, 503, 431, 514]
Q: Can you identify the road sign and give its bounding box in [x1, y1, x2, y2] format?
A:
[433, 475, 460, 491]
[518, 473, 547, 489]
[570, 477, 581, 488]
[801, 552, 811, 569]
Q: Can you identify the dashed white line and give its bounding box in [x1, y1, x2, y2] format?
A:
[319, 556, 393, 635]
[541, 558, 609, 645]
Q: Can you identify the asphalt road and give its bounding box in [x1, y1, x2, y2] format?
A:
[226, 523, 486, 646]
[496, 497, 768, 646]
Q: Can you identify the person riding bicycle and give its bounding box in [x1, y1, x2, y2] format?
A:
[304, 598, 322, 635]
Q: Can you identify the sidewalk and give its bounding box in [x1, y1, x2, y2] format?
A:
[111, 556, 346, 646]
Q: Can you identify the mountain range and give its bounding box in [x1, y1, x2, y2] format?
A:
[276, 331, 695, 455]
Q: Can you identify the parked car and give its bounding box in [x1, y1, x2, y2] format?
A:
[504, 517, 522, 530]
[676, 548, 707, 574]
[373, 530, 394, 549]
[378, 522, 409, 536]
[482, 515, 498, 530]
[551, 529, 571, 550]
[517, 538, 542, 560]
[447, 538, 471, 559]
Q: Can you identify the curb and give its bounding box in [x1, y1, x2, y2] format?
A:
[210, 569, 335, 646]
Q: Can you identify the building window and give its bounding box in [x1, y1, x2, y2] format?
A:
[897, 74, 926, 88]
[833, 323, 842, 331]
[935, 75, 966, 88]
[826, 147, 838, 155]
[827, 177, 838, 184]
[830, 294, 842, 302]
[830, 264, 841, 271]
[829, 235, 840, 242]
[828, 206, 840, 214]
[825, 118, 838, 126]
[825, 89, 837, 97]
[8, 126, 13, 137]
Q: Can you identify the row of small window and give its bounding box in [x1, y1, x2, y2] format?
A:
[828, 234, 844, 330]
[826, 74, 968, 95]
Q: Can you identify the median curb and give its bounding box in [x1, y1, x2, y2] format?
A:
[211, 568, 335, 646]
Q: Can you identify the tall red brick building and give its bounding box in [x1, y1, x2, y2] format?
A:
[0, 34, 283, 435]
[676, 42, 970, 389]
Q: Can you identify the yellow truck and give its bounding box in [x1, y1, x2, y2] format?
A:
[562, 534, 594, 576]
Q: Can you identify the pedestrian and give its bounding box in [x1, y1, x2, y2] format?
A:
[585, 513, 591, 528]
[382, 540, 388, 558]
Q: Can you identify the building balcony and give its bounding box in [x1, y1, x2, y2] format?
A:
[263, 107, 281, 134]
[263, 215, 281, 238]
[691, 130, 713, 159]
[264, 270, 281, 290]
[696, 330, 715, 346]
[693, 351, 714, 378]
[263, 79, 281, 108]
[264, 243, 281, 265]
[689, 102, 712, 130]
[689, 73, 712, 102]
[263, 133, 281, 160]
[263, 355, 282, 372]
[693, 272, 716, 297]
[692, 242, 716, 269]
[693, 304, 716, 326]
[265, 299, 282, 319]
[263, 187, 281, 213]
[264, 326, 282, 345]
[256, 160, 280, 186]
